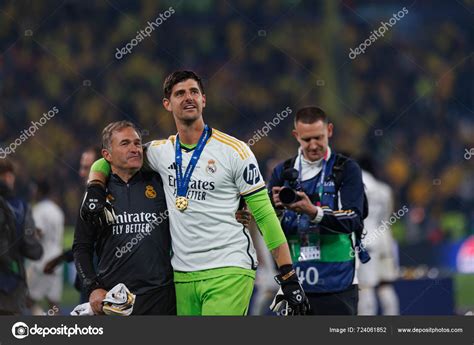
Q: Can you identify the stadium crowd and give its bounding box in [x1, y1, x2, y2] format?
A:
[0, 0, 472, 248]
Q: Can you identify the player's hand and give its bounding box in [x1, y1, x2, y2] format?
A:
[235, 209, 252, 227]
[89, 288, 107, 315]
[270, 265, 310, 316]
[80, 183, 116, 228]
[272, 186, 284, 208]
[43, 254, 64, 274]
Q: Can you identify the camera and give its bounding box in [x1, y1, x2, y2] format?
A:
[14, 325, 29, 337]
[278, 168, 301, 204]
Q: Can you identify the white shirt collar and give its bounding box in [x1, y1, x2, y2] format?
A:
[294, 147, 331, 181]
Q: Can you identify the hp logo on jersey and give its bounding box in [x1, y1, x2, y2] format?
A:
[243, 164, 261, 185]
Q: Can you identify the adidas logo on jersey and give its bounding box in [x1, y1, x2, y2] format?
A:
[168, 162, 177, 170]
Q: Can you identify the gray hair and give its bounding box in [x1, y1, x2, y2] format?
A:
[102, 121, 141, 151]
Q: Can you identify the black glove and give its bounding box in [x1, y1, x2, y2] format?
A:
[270, 265, 310, 315]
[80, 183, 116, 228]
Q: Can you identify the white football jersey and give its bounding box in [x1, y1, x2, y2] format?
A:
[31, 199, 65, 266]
[358, 171, 399, 286]
[362, 170, 390, 250]
[146, 129, 265, 272]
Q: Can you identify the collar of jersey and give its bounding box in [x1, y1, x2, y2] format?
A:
[110, 170, 142, 185]
[177, 127, 213, 152]
[297, 146, 332, 166]
[180, 142, 197, 152]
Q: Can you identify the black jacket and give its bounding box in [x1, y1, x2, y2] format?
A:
[73, 171, 173, 297]
[0, 181, 43, 314]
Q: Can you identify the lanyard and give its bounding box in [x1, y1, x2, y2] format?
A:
[297, 150, 328, 206]
[175, 125, 211, 197]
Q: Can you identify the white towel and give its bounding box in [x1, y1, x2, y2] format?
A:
[71, 302, 93, 316]
[71, 283, 136, 316]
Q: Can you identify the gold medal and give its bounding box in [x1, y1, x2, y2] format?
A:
[175, 196, 189, 211]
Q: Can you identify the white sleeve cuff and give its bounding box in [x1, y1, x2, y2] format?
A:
[310, 206, 324, 224]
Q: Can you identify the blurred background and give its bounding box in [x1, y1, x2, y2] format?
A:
[0, 0, 472, 315]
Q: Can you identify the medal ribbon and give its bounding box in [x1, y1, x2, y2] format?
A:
[175, 125, 211, 198]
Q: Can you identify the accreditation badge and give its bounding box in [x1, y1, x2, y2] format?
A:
[288, 233, 321, 262]
[300, 243, 321, 261]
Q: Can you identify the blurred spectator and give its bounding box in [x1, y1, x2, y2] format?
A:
[0, 159, 43, 315]
[26, 178, 65, 315]
[358, 157, 400, 315]
[42, 146, 101, 305]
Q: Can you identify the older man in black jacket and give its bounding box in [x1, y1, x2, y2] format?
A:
[73, 121, 175, 315]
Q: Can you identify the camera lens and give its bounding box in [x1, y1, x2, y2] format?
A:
[279, 187, 299, 204]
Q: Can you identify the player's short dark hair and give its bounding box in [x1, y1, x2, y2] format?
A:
[294, 106, 328, 126]
[163, 70, 205, 99]
[0, 159, 15, 175]
[102, 121, 141, 151]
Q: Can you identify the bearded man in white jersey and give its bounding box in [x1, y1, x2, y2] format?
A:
[80, 70, 309, 315]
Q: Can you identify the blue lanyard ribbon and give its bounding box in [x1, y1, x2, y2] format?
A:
[175, 125, 211, 197]
[298, 151, 328, 206]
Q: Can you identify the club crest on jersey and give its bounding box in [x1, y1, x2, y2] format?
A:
[145, 185, 157, 199]
[243, 164, 260, 185]
[206, 159, 217, 175]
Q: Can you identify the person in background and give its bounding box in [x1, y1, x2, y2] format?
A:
[27, 179, 65, 315]
[357, 156, 400, 315]
[43, 146, 101, 304]
[0, 159, 43, 315]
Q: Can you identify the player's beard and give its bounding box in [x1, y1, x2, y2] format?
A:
[175, 108, 203, 126]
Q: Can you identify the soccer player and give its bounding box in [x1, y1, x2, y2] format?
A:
[81, 70, 309, 315]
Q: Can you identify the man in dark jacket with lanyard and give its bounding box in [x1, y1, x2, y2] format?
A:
[73, 121, 175, 315]
[269, 106, 366, 315]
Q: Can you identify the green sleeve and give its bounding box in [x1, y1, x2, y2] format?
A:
[90, 158, 111, 176]
[243, 189, 287, 250]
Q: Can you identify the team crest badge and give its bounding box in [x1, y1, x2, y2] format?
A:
[145, 185, 157, 199]
[206, 159, 217, 175]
